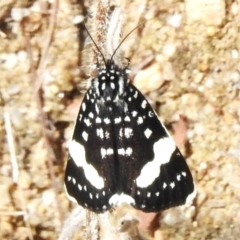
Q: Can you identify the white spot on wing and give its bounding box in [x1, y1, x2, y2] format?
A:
[95, 104, 100, 114]
[97, 128, 104, 139]
[84, 118, 91, 127]
[104, 118, 111, 124]
[101, 148, 107, 158]
[111, 82, 115, 89]
[102, 83, 106, 90]
[89, 112, 94, 118]
[72, 178, 76, 184]
[170, 182, 175, 188]
[82, 131, 88, 141]
[107, 148, 113, 155]
[182, 171, 187, 177]
[96, 117, 102, 123]
[126, 147, 132, 156]
[148, 111, 154, 117]
[137, 116, 143, 125]
[105, 131, 110, 139]
[119, 128, 123, 137]
[118, 148, 125, 155]
[132, 111, 137, 117]
[141, 100, 147, 109]
[163, 182, 167, 189]
[134, 91, 138, 98]
[100, 147, 114, 157]
[124, 116, 131, 122]
[136, 137, 176, 188]
[67, 176, 71, 181]
[82, 102, 86, 111]
[144, 128, 152, 139]
[114, 117, 121, 124]
[109, 193, 135, 206]
[68, 140, 104, 189]
[124, 128, 133, 138]
[78, 184, 82, 190]
[118, 148, 132, 156]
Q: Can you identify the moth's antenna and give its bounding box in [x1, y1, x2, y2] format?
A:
[84, 23, 107, 67]
[110, 21, 147, 63]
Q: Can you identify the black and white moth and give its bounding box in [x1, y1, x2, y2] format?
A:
[64, 58, 195, 213]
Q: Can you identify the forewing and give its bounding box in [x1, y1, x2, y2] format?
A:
[115, 84, 195, 212]
[65, 87, 118, 212]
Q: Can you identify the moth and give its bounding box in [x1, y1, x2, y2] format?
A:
[64, 56, 195, 213]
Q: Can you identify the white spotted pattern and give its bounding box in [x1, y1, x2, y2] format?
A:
[65, 59, 194, 214]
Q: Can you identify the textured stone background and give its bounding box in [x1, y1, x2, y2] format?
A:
[0, 0, 240, 239]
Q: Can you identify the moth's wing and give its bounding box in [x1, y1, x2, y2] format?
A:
[115, 84, 195, 212]
[64, 87, 118, 213]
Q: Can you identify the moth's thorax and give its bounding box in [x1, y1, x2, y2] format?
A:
[92, 61, 129, 102]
